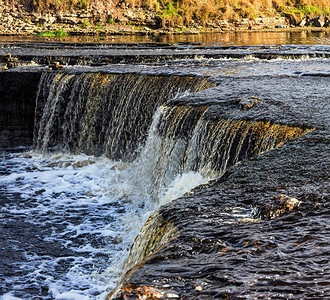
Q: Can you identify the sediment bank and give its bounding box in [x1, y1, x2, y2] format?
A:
[0, 0, 329, 36]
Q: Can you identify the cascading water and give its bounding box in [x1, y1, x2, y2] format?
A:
[135, 105, 312, 196]
[1, 70, 312, 299]
[34, 72, 214, 159]
[1, 72, 214, 299]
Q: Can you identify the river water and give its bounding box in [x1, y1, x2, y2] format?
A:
[1, 30, 329, 45]
[1, 109, 211, 299]
[0, 32, 329, 299]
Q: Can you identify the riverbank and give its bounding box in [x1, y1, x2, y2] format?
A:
[0, 0, 329, 36]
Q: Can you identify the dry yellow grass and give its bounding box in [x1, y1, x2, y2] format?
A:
[7, 0, 330, 26]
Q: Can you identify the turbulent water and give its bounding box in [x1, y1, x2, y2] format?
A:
[1, 111, 211, 299]
[0, 38, 329, 299]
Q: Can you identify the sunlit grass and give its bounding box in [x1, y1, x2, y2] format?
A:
[37, 29, 68, 37]
[13, 0, 330, 28]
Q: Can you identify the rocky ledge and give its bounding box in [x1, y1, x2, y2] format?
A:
[0, 0, 329, 36]
[108, 74, 329, 299]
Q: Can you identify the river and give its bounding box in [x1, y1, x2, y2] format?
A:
[0, 31, 329, 299]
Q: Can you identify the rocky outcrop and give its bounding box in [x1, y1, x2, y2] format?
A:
[110, 126, 328, 299]
[106, 72, 329, 299]
[0, 0, 328, 36]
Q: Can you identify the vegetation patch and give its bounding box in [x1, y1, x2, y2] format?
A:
[5, 0, 330, 29]
[37, 29, 68, 37]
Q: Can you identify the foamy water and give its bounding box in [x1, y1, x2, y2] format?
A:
[0, 143, 210, 300]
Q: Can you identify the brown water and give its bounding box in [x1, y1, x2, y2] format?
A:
[0, 30, 329, 45]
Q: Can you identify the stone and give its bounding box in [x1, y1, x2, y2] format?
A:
[312, 15, 326, 27]
[49, 61, 64, 70]
[299, 17, 307, 27]
[239, 96, 260, 110]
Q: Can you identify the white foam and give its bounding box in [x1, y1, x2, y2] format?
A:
[159, 172, 209, 205]
[1, 293, 23, 300]
[1, 108, 218, 299]
[2, 143, 213, 299]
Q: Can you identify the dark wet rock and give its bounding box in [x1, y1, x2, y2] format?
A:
[111, 129, 329, 299]
[312, 15, 326, 28]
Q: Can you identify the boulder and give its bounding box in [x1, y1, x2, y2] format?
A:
[312, 15, 326, 27]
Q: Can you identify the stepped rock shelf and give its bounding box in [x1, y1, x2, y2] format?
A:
[0, 40, 329, 299]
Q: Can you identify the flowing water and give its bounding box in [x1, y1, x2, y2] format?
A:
[1, 112, 211, 299]
[0, 33, 329, 299]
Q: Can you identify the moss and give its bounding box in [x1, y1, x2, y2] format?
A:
[37, 29, 68, 37]
[81, 21, 90, 28]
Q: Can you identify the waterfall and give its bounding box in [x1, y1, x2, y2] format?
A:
[32, 71, 313, 299]
[102, 103, 312, 294]
[34, 72, 214, 160]
[33, 70, 313, 224]
[132, 105, 313, 198]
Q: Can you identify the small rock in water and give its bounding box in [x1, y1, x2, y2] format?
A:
[49, 61, 64, 70]
[113, 235, 123, 244]
[239, 96, 260, 110]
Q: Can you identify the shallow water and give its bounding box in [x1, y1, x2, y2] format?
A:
[0, 30, 329, 45]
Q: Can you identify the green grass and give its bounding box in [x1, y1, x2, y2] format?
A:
[108, 18, 115, 25]
[37, 29, 68, 37]
[81, 21, 90, 28]
[297, 5, 327, 16]
[161, 1, 178, 17]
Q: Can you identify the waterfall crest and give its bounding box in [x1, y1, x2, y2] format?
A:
[34, 72, 214, 159]
[137, 105, 313, 194]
